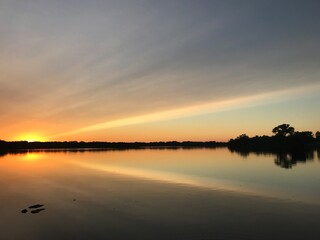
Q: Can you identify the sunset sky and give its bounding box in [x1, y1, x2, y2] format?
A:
[1, 0, 319, 142]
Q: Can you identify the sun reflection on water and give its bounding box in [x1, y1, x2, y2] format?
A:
[21, 152, 43, 162]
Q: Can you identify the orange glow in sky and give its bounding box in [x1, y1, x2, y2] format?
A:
[16, 133, 46, 142]
[1, 1, 320, 142]
[45, 84, 320, 142]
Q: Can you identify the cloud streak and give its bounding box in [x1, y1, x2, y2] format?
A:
[47, 83, 320, 139]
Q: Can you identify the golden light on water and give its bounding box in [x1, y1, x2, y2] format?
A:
[21, 152, 43, 162]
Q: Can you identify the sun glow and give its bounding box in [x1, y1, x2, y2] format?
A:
[17, 133, 46, 142]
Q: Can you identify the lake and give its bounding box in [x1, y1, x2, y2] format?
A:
[0, 147, 319, 239]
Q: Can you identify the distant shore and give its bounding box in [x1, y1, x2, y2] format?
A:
[1, 123, 319, 154]
[0, 140, 227, 151]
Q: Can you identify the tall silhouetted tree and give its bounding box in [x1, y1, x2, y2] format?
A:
[272, 124, 295, 137]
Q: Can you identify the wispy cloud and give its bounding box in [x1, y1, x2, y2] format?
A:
[47, 83, 320, 139]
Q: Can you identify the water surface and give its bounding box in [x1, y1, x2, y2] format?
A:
[0, 148, 319, 239]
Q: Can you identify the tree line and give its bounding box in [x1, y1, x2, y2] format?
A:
[0, 124, 318, 152]
[0, 140, 226, 151]
[229, 124, 320, 151]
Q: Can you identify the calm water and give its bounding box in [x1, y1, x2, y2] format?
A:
[0, 148, 319, 239]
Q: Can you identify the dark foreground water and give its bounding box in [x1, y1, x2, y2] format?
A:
[0, 148, 319, 240]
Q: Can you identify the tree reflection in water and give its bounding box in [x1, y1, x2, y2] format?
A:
[274, 150, 314, 169]
[229, 147, 318, 169]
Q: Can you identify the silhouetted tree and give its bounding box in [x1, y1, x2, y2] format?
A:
[236, 134, 249, 140]
[293, 131, 313, 138]
[272, 124, 295, 137]
[316, 131, 320, 140]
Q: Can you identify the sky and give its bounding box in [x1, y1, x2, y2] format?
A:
[0, 0, 319, 142]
